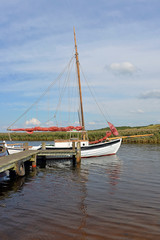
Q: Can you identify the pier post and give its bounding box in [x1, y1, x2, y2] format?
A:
[23, 142, 29, 150]
[76, 141, 81, 164]
[30, 154, 37, 169]
[72, 141, 75, 151]
[42, 142, 46, 150]
[72, 141, 76, 165]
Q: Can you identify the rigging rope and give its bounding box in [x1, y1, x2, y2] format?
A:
[43, 55, 75, 126]
[80, 64, 111, 124]
[7, 56, 74, 130]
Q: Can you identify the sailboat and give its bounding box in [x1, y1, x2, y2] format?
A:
[7, 28, 122, 157]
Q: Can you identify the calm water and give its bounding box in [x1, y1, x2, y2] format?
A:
[0, 144, 160, 240]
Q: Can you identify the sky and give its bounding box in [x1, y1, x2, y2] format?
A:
[0, 0, 160, 131]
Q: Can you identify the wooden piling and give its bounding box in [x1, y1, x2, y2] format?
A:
[23, 142, 29, 150]
[72, 141, 75, 151]
[76, 141, 81, 164]
[30, 154, 37, 169]
[42, 142, 46, 150]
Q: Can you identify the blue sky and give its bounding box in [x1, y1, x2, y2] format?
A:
[0, 0, 160, 131]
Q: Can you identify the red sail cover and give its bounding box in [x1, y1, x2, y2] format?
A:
[107, 122, 119, 136]
[10, 126, 83, 134]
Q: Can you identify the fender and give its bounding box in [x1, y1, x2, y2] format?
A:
[15, 161, 25, 177]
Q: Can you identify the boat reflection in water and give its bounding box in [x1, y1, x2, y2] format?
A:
[105, 155, 122, 192]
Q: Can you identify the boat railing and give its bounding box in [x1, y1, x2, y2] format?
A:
[7, 143, 24, 147]
[7, 143, 30, 150]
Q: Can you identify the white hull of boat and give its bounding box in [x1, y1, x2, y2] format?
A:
[81, 139, 122, 158]
[45, 139, 122, 158]
[6, 139, 122, 158]
[7, 145, 41, 155]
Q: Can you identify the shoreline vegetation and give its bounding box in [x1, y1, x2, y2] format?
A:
[0, 124, 159, 144]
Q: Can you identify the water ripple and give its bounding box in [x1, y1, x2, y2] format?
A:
[0, 144, 160, 239]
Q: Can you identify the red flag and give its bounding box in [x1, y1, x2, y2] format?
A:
[106, 131, 112, 138]
[107, 122, 119, 136]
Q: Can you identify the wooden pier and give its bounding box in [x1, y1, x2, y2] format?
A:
[0, 143, 81, 177]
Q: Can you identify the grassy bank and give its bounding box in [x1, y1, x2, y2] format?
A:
[0, 124, 159, 144]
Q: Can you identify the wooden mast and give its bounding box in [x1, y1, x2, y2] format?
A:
[74, 27, 85, 139]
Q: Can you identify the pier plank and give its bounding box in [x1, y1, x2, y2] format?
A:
[0, 147, 80, 174]
[0, 150, 39, 173]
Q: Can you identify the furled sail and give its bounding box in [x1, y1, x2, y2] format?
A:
[9, 126, 83, 134]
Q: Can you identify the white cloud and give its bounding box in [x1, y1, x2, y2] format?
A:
[25, 118, 40, 126]
[140, 90, 160, 99]
[108, 62, 137, 75]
